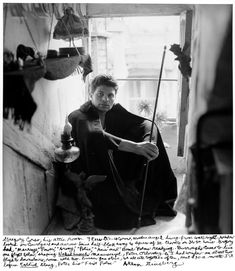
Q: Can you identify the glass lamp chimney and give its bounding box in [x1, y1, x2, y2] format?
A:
[55, 115, 80, 163]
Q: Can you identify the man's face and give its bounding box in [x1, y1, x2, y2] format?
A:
[90, 85, 116, 112]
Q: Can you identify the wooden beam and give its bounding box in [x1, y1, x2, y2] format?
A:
[3, 120, 55, 170]
[177, 10, 193, 157]
[87, 4, 193, 18]
[177, 78, 189, 156]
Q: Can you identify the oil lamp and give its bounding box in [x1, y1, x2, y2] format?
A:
[54, 115, 104, 235]
[54, 115, 80, 163]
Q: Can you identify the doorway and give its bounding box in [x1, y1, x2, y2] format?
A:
[89, 15, 186, 193]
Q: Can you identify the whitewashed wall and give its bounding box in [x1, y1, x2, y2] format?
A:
[3, 8, 86, 234]
[188, 4, 231, 146]
[177, 4, 232, 223]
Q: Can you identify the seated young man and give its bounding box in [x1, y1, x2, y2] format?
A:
[57, 74, 177, 230]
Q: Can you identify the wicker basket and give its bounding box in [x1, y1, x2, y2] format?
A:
[44, 55, 81, 80]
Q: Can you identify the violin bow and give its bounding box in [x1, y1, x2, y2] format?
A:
[137, 45, 167, 229]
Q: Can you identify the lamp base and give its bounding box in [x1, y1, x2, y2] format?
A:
[55, 146, 80, 163]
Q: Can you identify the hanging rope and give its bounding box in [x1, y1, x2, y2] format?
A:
[47, 3, 54, 53]
[54, 4, 82, 74]
[54, 4, 81, 57]
[23, 14, 38, 51]
[76, 3, 88, 38]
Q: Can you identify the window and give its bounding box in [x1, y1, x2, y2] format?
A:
[90, 16, 180, 121]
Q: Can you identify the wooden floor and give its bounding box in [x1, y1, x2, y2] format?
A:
[45, 211, 187, 235]
[45, 172, 188, 236]
[45, 123, 188, 235]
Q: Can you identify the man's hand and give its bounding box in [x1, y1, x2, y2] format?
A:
[135, 142, 159, 161]
[118, 140, 159, 161]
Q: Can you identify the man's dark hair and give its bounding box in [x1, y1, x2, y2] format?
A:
[90, 74, 118, 93]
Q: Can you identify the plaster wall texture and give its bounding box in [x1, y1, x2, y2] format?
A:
[188, 4, 232, 146]
[3, 9, 86, 234]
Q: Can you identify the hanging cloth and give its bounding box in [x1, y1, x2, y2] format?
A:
[53, 7, 88, 40]
[3, 5, 46, 129]
[3, 65, 45, 130]
[79, 54, 93, 82]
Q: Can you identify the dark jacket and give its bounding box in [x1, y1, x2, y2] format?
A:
[59, 101, 177, 229]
